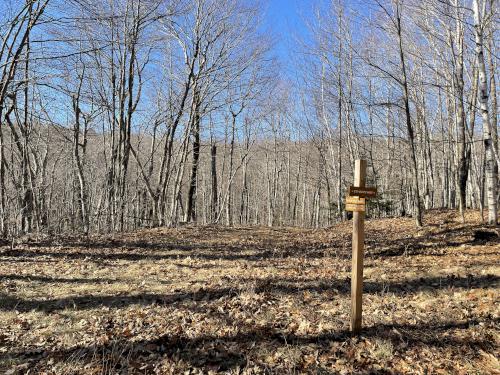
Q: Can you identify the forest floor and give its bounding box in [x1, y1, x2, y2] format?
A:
[0, 210, 498, 374]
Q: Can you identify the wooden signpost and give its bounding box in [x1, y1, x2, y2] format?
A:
[348, 186, 377, 199]
[345, 196, 366, 212]
[345, 160, 377, 334]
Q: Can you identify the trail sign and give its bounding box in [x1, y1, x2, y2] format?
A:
[349, 186, 377, 198]
[347, 160, 377, 334]
[346, 196, 366, 205]
[345, 196, 366, 212]
[346, 203, 365, 212]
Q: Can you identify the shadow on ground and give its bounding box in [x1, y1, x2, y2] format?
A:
[0, 274, 497, 313]
[2, 223, 498, 265]
[2, 318, 496, 373]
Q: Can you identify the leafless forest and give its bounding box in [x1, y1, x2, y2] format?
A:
[0, 1, 499, 373]
[0, 0, 498, 236]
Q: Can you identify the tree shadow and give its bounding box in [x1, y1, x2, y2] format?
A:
[250, 274, 499, 295]
[1, 274, 497, 313]
[0, 244, 334, 263]
[2, 317, 496, 373]
[0, 287, 240, 313]
[0, 274, 119, 284]
[368, 224, 499, 257]
[3, 222, 496, 266]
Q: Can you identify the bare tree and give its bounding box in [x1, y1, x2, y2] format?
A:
[473, 0, 498, 225]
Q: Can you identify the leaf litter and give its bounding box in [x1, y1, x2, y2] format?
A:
[0, 210, 498, 374]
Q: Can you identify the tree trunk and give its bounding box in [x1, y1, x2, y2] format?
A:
[210, 143, 218, 223]
[186, 90, 201, 223]
[473, 0, 498, 225]
[396, 4, 423, 227]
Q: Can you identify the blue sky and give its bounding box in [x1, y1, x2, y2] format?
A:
[262, 0, 374, 80]
[266, 0, 309, 36]
[262, 0, 314, 78]
[263, 0, 372, 56]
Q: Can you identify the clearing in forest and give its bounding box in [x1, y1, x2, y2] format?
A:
[0, 210, 498, 374]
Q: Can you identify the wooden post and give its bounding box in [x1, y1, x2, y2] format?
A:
[351, 159, 366, 333]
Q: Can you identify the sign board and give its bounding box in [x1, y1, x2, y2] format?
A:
[346, 196, 366, 205]
[349, 186, 377, 198]
[346, 203, 365, 212]
[347, 161, 377, 334]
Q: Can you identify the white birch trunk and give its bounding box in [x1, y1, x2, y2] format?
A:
[473, 0, 498, 225]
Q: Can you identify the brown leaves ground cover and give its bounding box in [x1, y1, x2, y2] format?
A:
[0, 210, 498, 374]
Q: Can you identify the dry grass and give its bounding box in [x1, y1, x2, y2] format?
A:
[0, 209, 498, 374]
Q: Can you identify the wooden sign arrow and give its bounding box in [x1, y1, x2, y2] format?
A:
[346, 203, 365, 212]
[346, 196, 366, 205]
[349, 186, 377, 198]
